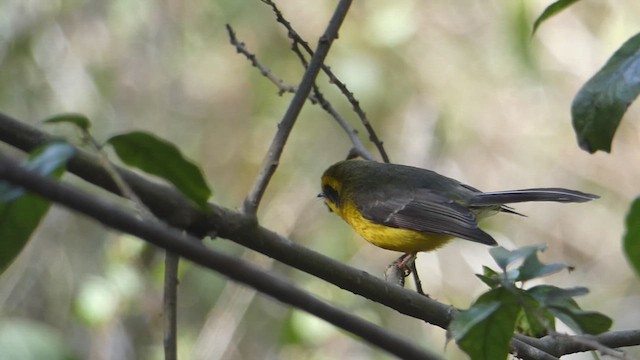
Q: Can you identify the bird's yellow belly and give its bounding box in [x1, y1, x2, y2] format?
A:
[339, 203, 453, 253]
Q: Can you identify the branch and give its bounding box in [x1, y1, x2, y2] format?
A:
[2, 114, 639, 358]
[0, 112, 454, 326]
[515, 330, 640, 359]
[261, 0, 390, 163]
[226, 24, 375, 161]
[0, 154, 441, 360]
[242, 0, 353, 215]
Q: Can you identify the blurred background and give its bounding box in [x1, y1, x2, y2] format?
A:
[1, 0, 639, 359]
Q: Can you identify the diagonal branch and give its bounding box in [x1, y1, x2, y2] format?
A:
[225, 24, 375, 161]
[2, 113, 639, 358]
[261, 0, 390, 163]
[0, 154, 441, 360]
[242, 0, 353, 215]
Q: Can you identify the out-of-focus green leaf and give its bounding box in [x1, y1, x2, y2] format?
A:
[516, 252, 566, 282]
[450, 288, 520, 360]
[623, 197, 640, 276]
[0, 143, 73, 274]
[43, 113, 91, 131]
[572, 32, 640, 153]
[0, 191, 55, 273]
[532, 0, 581, 35]
[107, 131, 212, 208]
[549, 303, 612, 335]
[489, 245, 546, 271]
[476, 266, 500, 288]
[527, 285, 589, 305]
[527, 285, 611, 334]
[516, 293, 555, 337]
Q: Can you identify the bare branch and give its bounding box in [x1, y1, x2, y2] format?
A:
[2, 114, 639, 359]
[242, 0, 354, 215]
[261, 0, 390, 163]
[226, 24, 296, 96]
[0, 154, 441, 360]
[226, 24, 375, 161]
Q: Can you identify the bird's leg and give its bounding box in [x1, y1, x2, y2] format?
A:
[385, 252, 426, 295]
[408, 260, 426, 296]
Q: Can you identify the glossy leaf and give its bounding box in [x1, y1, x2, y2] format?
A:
[532, 0, 581, 35]
[107, 131, 212, 208]
[572, 32, 640, 153]
[43, 113, 91, 131]
[450, 288, 520, 360]
[623, 197, 640, 276]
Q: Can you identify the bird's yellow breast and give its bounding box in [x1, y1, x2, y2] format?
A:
[336, 199, 453, 253]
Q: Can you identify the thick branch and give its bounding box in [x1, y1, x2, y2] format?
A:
[242, 0, 353, 214]
[0, 154, 440, 360]
[2, 113, 638, 358]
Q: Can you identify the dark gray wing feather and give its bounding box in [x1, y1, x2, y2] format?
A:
[358, 190, 497, 245]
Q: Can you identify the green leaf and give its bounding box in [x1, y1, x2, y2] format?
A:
[527, 285, 611, 334]
[572, 32, 640, 153]
[516, 292, 555, 337]
[490, 245, 546, 271]
[516, 252, 566, 282]
[0, 143, 73, 273]
[532, 0, 581, 35]
[43, 113, 91, 131]
[527, 285, 589, 305]
[548, 304, 612, 335]
[107, 131, 212, 208]
[0, 193, 55, 273]
[450, 288, 521, 360]
[623, 197, 640, 276]
[476, 266, 501, 288]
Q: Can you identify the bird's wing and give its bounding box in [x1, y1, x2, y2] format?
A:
[357, 189, 497, 245]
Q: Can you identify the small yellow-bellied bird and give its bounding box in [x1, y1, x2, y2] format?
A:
[319, 160, 598, 253]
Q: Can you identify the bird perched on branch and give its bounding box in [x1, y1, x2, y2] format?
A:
[319, 160, 598, 254]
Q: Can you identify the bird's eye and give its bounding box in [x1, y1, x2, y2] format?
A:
[322, 184, 340, 205]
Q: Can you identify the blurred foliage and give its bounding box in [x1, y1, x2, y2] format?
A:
[1, 0, 640, 359]
[450, 245, 611, 360]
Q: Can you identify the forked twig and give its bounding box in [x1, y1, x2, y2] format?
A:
[242, 0, 354, 215]
[261, 0, 390, 163]
[226, 24, 374, 161]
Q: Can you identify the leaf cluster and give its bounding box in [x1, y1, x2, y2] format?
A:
[449, 245, 612, 360]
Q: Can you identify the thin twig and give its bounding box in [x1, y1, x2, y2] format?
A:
[242, 0, 354, 215]
[226, 24, 375, 161]
[0, 154, 441, 360]
[82, 130, 179, 360]
[163, 253, 179, 360]
[261, 0, 390, 163]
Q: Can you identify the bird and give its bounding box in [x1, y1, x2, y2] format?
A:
[319, 160, 598, 254]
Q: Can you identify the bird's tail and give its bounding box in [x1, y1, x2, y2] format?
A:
[469, 188, 599, 206]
